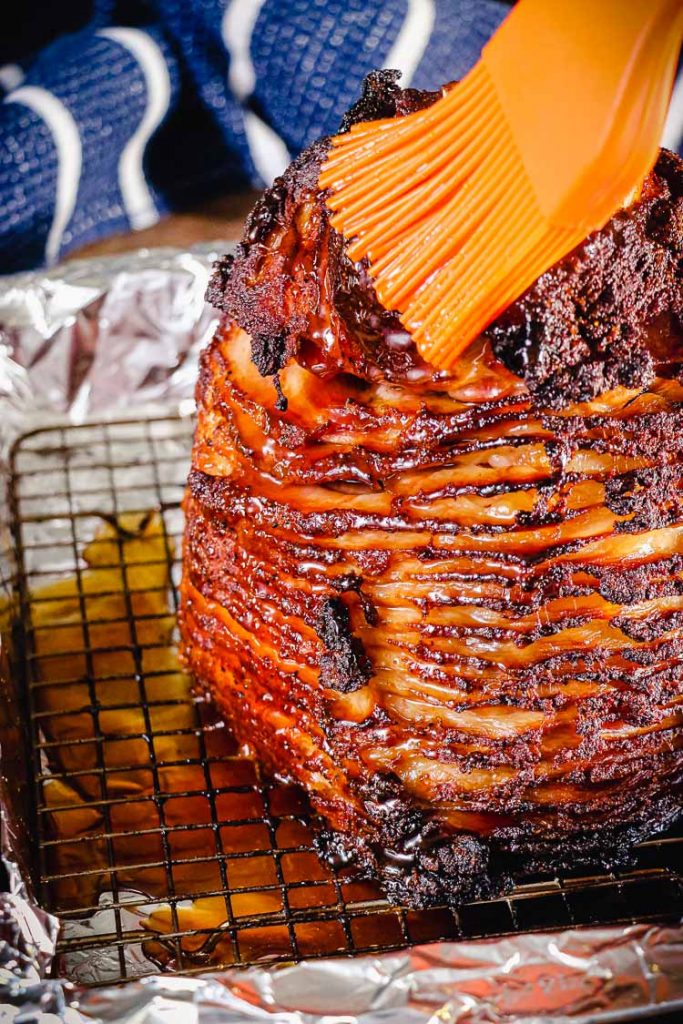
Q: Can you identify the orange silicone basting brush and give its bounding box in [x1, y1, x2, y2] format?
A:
[319, 0, 683, 372]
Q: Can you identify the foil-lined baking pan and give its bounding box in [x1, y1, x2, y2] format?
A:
[0, 246, 681, 1023]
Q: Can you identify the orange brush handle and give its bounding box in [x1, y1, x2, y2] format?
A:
[483, 0, 683, 227]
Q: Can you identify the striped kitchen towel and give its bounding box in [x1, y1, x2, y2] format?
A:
[1, 1, 681, 274]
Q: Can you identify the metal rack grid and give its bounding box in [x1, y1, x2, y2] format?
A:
[6, 415, 683, 985]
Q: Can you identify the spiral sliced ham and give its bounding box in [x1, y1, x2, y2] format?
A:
[180, 73, 683, 906]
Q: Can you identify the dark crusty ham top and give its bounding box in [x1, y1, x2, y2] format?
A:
[207, 70, 683, 410]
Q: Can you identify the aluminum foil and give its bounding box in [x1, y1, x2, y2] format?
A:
[0, 244, 222, 451]
[0, 246, 681, 1023]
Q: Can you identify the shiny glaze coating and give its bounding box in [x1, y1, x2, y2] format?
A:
[181, 75, 683, 906]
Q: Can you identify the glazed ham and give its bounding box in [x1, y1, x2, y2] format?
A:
[180, 73, 683, 906]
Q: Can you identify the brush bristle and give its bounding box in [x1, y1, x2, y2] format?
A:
[321, 64, 596, 370]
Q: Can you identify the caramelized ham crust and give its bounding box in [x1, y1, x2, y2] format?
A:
[181, 73, 683, 906]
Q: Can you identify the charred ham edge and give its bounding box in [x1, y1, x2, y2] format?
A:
[181, 71, 683, 909]
[207, 71, 438, 390]
[314, 596, 372, 694]
[489, 148, 683, 410]
[208, 71, 683, 410]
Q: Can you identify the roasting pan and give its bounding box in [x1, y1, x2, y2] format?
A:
[1, 246, 681, 1022]
[4, 413, 681, 986]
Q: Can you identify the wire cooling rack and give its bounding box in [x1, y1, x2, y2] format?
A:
[6, 415, 683, 985]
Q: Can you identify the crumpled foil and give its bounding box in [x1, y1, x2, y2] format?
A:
[0, 246, 681, 1023]
[0, 244, 221, 448]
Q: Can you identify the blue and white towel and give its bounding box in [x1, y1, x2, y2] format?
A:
[1, 1, 681, 274]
